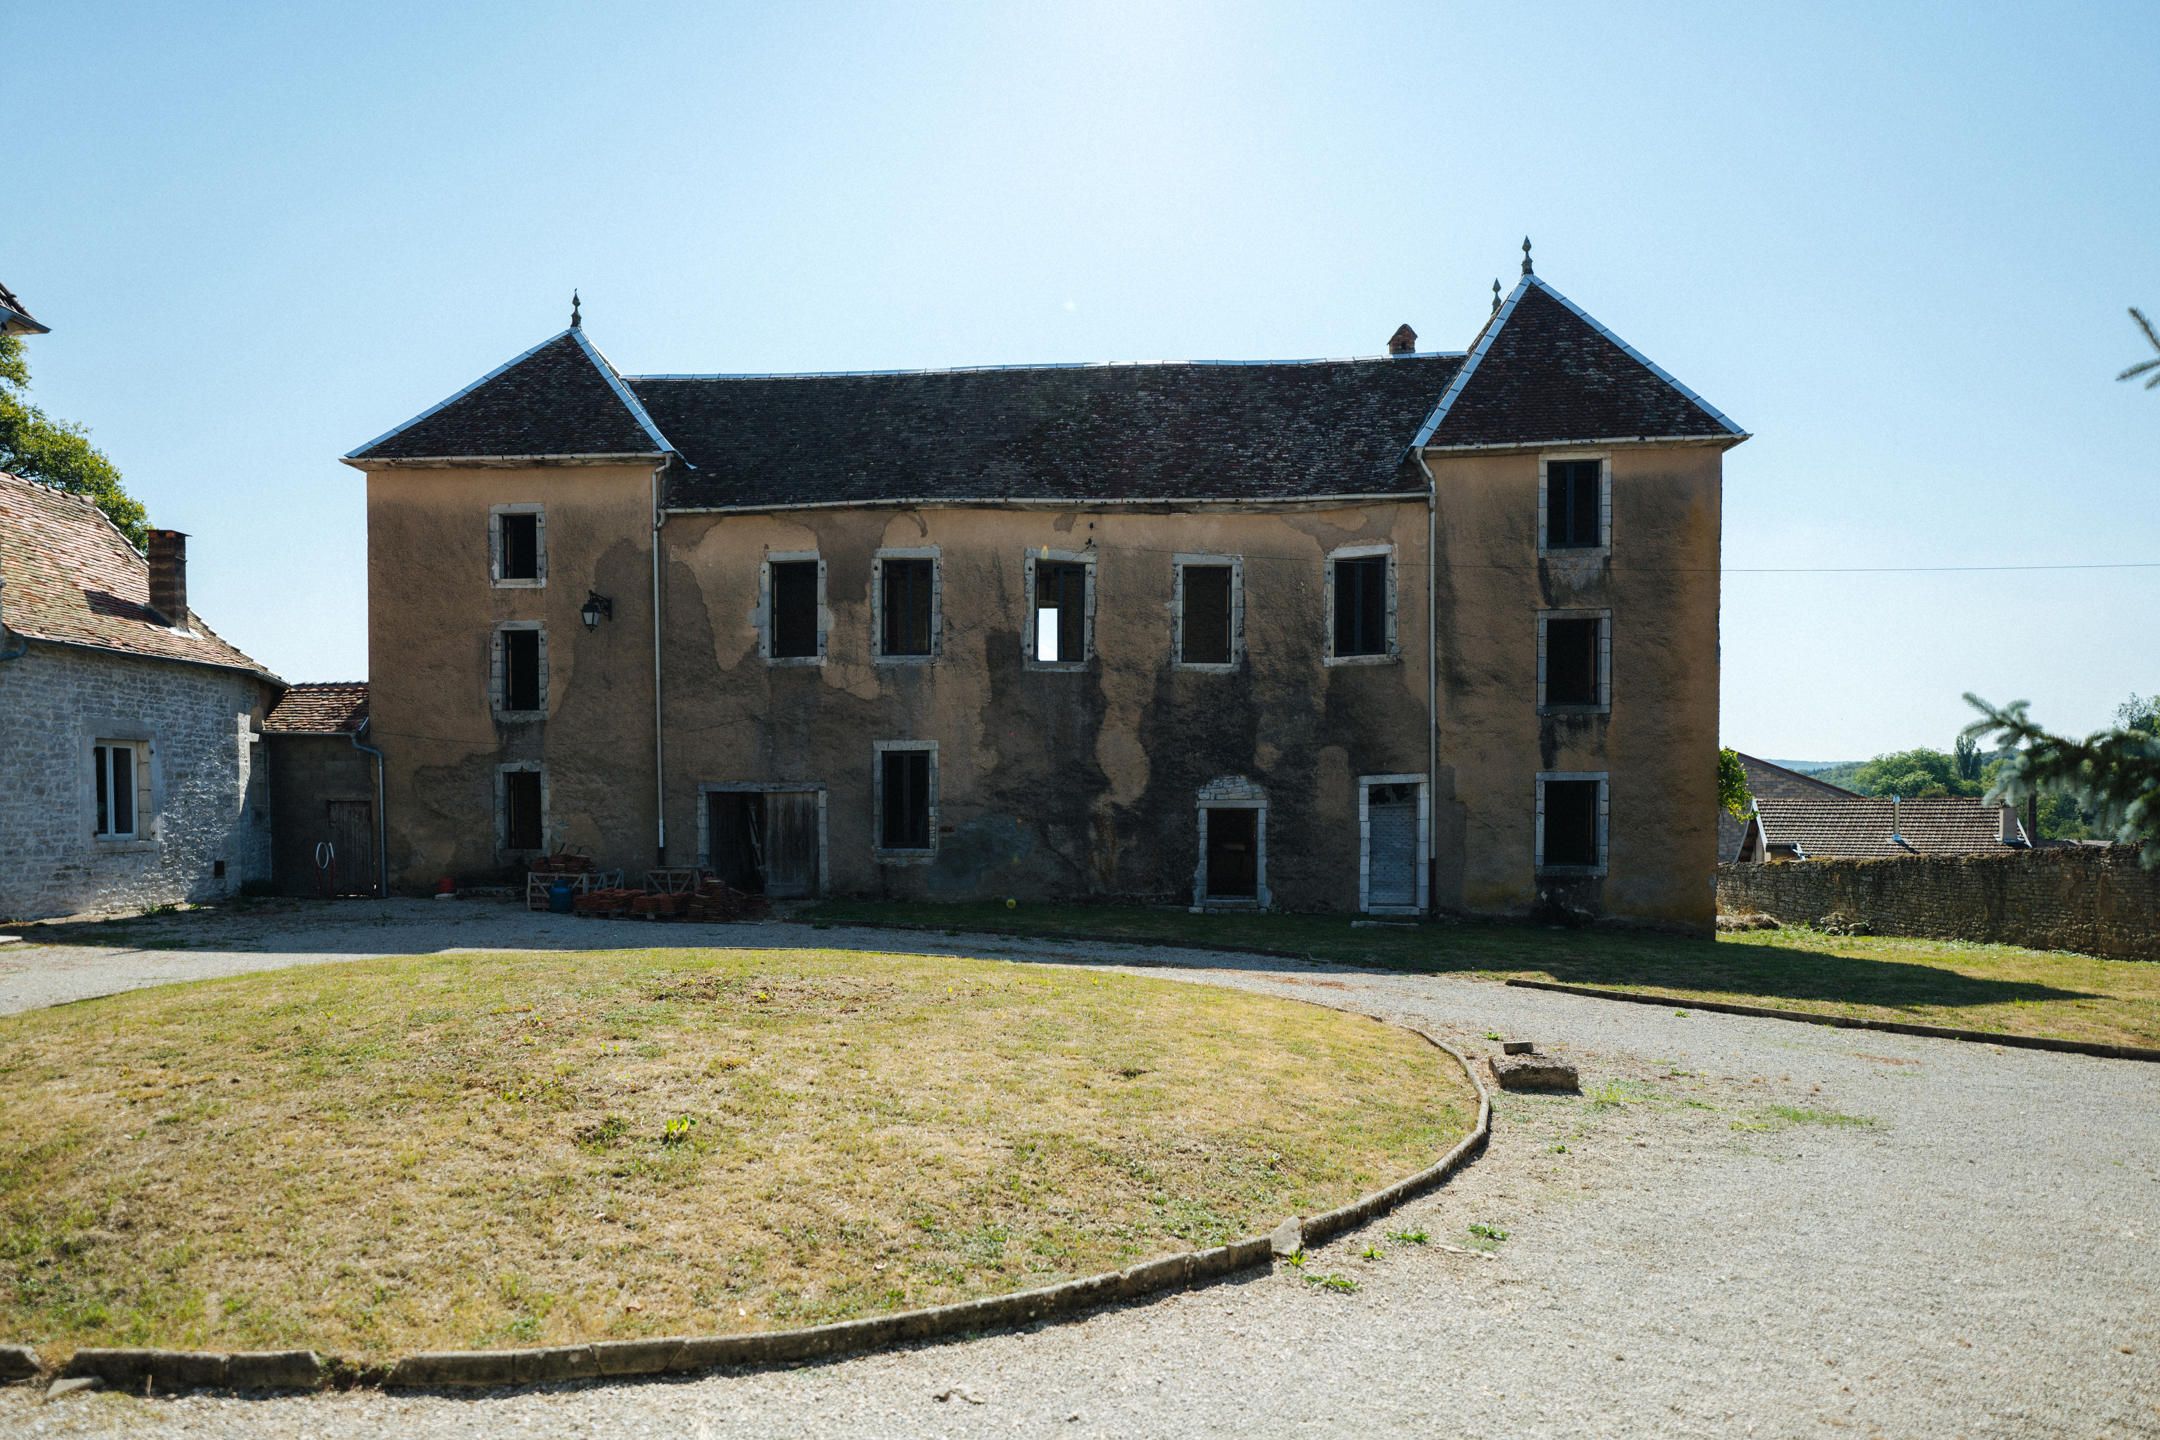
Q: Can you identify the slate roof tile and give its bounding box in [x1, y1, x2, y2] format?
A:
[264, 682, 369, 735]
[0, 472, 274, 679]
[348, 329, 669, 462]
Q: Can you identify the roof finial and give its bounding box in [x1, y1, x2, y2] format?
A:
[1521, 236, 1534, 276]
[1491, 277, 1502, 313]
[570, 290, 582, 329]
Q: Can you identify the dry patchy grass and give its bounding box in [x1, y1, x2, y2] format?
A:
[0, 947, 1470, 1361]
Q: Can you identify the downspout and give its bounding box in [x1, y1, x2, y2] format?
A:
[347, 719, 389, 899]
[651, 459, 669, 866]
[1417, 443, 1439, 919]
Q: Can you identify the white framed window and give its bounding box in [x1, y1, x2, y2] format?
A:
[1023, 548, 1095, 668]
[873, 740, 938, 860]
[1537, 609, 1612, 713]
[490, 504, 547, 587]
[760, 551, 827, 665]
[1325, 543, 1397, 664]
[872, 547, 941, 663]
[492, 621, 548, 717]
[1536, 772, 1609, 876]
[1173, 554, 1243, 670]
[1192, 776, 1269, 910]
[91, 738, 152, 841]
[1538, 452, 1611, 556]
[1358, 774, 1429, 915]
[497, 762, 547, 854]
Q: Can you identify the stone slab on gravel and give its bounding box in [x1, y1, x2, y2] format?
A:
[1487, 1051, 1580, 1091]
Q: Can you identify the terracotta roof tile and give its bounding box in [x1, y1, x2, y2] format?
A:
[0, 472, 274, 679]
[264, 682, 368, 734]
[1754, 796, 2025, 859]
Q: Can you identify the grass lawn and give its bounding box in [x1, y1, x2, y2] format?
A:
[0, 947, 1472, 1362]
[802, 900, 2160, 1051]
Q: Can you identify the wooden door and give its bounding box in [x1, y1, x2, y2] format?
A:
[762, 791, 820, 898]
[1204, 807, 1258, 900]
[326, 800, 375, 896]
[1366, 785, 1419, 909]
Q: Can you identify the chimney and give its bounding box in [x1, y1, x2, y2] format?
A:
[147, 530, 189, 629]
[2001, 803, 2025, 846]
[1387, 323, 1417, 356]
[1888, 794, 1905, 849]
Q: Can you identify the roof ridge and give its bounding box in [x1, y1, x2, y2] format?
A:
[1524, 275, 1744, 438]
[626, 353, 1468, 383]
[1408, 275, 1534, 451]
[568, 328, 676, 456]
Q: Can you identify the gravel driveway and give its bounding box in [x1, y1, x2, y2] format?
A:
[2, 902, 2156, 1438]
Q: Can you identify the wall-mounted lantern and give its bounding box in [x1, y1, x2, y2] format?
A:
[580, 590, 614, 631]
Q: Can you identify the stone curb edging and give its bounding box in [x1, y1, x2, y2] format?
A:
[1505, 978, 2160, 1064]
[16, 1028, 1491, 1396]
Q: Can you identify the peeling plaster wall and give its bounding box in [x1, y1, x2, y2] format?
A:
[1426, 445, 1723, 929]
[660, 503, 1433, 911]
[366, 464, 658, 888]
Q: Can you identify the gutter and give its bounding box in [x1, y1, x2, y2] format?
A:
[346, 720, 390, 898]
[1417, 444, 1439, 917]
[660, 491, 1426, 518]
[651, 460, 669, 865]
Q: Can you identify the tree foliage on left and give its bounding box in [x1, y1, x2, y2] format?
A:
[0, 332, 145, 548]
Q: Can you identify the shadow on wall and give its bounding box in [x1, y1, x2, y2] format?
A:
[12, 897, 2101, 1018]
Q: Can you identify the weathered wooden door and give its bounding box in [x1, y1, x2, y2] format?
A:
[762, 791, 820, 898]
[327, 800, 375, 896]
[1365, 784, 1418, 909]
[1204, 807, 1258, 900]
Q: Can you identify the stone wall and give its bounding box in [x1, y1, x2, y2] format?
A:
[0, 642, 273, 920]
[1716, 847, 2160, 962]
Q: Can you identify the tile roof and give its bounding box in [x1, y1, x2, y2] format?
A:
[638, 356, 1460, 510]
[347, 328, 671, 463]
[264, 681, 369, 735]
[0, 472, 275, 679]
[1753, 796, 2026, 859]
[1738, 753, 1858, 804]
[1415, 276, 1743, 451]
[0, 280, 47, 336]
[343, 270, 1743, 507]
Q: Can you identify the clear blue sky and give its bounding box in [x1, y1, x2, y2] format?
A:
[8, 1, 2155, 760]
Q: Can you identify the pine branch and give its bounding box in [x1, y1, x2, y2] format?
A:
[1964, 695, 2160, 865]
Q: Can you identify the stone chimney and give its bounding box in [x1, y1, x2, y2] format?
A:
[147, 530, 189, 629]
[2000, 803, 2024, 846]
[1387, 323, 1418, 356]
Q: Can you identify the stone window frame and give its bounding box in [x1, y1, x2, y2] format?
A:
[1191, 775, 1270, 912]
[1536, 608, 1613, 715]
[871, 547, 942, 665]
[495, 761, 548, 857]
[1022, 547, 1097, 670]
[1357, 773, 1430, 916]
[1535, 770, 1610, 877]
[1323, 542, 1399, 666]
[871, 739, 939, 863]
[490, 621, 548, 720]
[489, 503, 548, 588]
[1172, 552, 1244, 671]
[757, 550, 829, 667]
[696, 781, 829, 896]
[84, 725, 157, 850]
[1537, 451, 1612, 558]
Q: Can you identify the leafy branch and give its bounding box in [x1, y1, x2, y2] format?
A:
[1963, 695, 2160, 865]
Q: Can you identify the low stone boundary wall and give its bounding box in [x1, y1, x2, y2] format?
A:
[1716, 846, 2160, 962]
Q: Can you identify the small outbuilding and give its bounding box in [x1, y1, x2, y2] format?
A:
[262, 682, 382, 896]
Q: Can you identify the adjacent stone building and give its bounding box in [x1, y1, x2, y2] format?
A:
[0, 472, 281, 920]
[346, 258, 1746, 927]
[263, 682, 382, 897]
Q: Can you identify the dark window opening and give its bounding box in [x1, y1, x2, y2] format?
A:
[1033, 560, 1088, 663]
[499, 512, 540, 581]
[501, 628, 541, 712]
[1203, 807, 1259, 899]
[1543, 780, 1601, 869]
[1544, 617, 1602, 708]
[879, 749, 932, 850]
[1332, 554, 1388, 657]
[1546, 460, 1602, 549]
[770, 561, 820, 659]
[1181, 564, 1233, 665]
[94, 742, 136, 837]
[880, 558, 934, 657]
[503, 769, 543, 851]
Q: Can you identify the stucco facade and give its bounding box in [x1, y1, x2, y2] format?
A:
[0, 643, 273, 920]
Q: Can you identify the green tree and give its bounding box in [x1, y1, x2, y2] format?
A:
[2123, 308, 2160, 391]
[1965, 695, 2160, 864]
[1953, 733, 1983, 783]
[2116, 693, 2160, 738]
[1718, 747, 1749, 817]
[0, 332, 145, 547]
[1846, 747, 1984, 800]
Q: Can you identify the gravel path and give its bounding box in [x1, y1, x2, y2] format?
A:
[3, 903, 2156, 1437]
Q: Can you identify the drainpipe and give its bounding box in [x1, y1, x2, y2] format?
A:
[1417, 443, 1439, 918]
[651, 459, 669, 866]
[347, 720, 389, 898]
